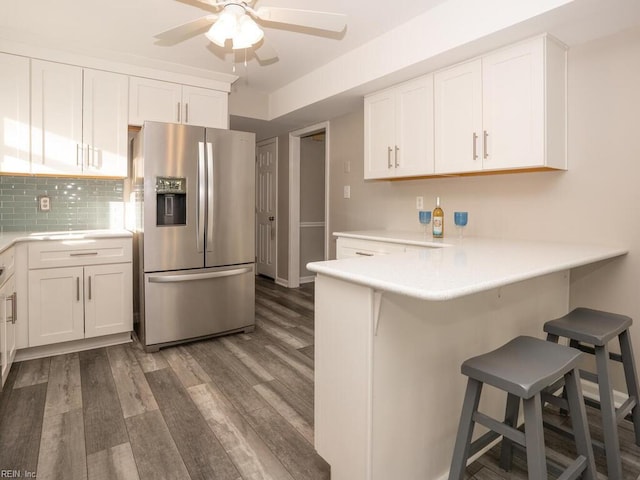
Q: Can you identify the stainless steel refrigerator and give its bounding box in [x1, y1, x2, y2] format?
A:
[132, 121, 255, 352]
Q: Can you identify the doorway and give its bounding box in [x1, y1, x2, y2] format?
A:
[288, 122, 330, 288]
[255, 138, 277, 279]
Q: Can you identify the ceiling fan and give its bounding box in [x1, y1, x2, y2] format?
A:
[154, 0, 348, 62]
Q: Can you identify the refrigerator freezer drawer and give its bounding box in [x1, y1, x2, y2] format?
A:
[143, 264, 255, 347]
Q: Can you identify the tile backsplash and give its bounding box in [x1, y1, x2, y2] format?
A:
[0, 176, 125, 233]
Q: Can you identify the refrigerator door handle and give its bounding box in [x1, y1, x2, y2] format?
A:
[197, 141, 206, 253]
[148, 266, 253, 283]
[206, 141, 214, 252]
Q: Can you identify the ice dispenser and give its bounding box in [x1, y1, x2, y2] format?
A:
[156, 176, 186, 226]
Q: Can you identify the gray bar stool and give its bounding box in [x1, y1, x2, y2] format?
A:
[448, 336, 597, 480]
[544, 307, 640, 479]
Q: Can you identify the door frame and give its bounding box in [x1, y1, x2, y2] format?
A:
[288, 121, 330, 288]
[256, 137, 278, 280]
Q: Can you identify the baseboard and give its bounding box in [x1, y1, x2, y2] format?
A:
[275, 277, 289, 288]
[15, 332, 133, 362]
[581, 378, 628, 408]
[299, 275, 316, 284]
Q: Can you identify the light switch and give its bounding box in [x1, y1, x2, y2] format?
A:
[38, 195, 51, 212]
[343, 185, 351, 199]
[416, 196, 424, 210]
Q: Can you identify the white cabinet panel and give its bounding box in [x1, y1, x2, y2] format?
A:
[28, 266, 85, 346]
[434, 59, 482, 174]
[84, 263, 132, 338]
[0, 53, 30, 174]
[31, 60, 83, 175]
[365, 75, 434, 179]
[129, 78, 229, 129]
[1, 273, 16, 388]
[129, 77, 182, 126]
[182, 85, 228, 129]
[83, 69, 129, 177]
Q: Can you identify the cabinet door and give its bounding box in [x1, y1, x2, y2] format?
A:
[83, 69, 129, 177]
[84, 263, 132, 338]
[182, 85, 228, 129]
[129, 77, 182, 126]
[28, 266, 85, 346]
[31, 60, 83, 175]
[0, 53, 30, 174]
[364, 90, 396, 179]
[1, 276, 16, 388]
[395, 75, 434, 177]
[482, 40, 544, 170]
[434, 59, 482, 174]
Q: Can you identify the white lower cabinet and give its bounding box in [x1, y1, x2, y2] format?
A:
[1, 274, 17, 388]
[27, 238, 133, 347]
[336, 237, 406, 259]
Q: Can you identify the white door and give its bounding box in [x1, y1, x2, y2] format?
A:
[482, 40, 544, 170]
[28, 266, 85, 346]
[1, 275, 16, 387]
[128, 77, 182, 126]
[182, 85, 229, 129]
[256, 139, 277, 279]
[434, 59, 483, 174]
[0, 53, 30, 174]
[84, 263, 133, 338]
[83, 69, 129, 177]
[31, 60, 83, 175]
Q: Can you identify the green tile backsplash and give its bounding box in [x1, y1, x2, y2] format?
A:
[0, 176, 125, 233]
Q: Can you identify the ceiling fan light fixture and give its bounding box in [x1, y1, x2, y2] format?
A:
[205, 9, 237, 47]
[232, 15, 264, 50]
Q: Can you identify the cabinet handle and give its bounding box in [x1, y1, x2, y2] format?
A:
[387, 147, 393, 169]
[6, 292, 16, 324]
[355, 251, 374, 256]
[76, 144, 81, 166]
[177, 102, 181, 122]
[483, 130, 489, 160]
[395, 145, 400, 168]
[185, 103, 189, 124]
[88, 276, 92, 301]
[69, 251, 99, 257]
[472, 132, 478, 160]
[76, 277, 80, 302]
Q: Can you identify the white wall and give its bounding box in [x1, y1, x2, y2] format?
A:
[328, 26, 640, 384]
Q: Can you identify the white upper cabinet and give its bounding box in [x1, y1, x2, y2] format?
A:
[434, 59, 483, 174]
[31, 60, 84, 175]
[31, 60, 129, 177]
[364, 75, 434, 179]
[129, 77, 228, 129]
[435, 35, 567, 175]
[0, 53, 30, 174]
[82, 69, 129, 177]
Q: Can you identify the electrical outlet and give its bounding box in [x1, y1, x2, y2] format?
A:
[38, 195, 51, 212]
[343, 185, 351, 199]
[416, 196, 424, 210]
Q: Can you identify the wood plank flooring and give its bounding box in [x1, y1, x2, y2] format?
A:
[1, 275, 640, 479]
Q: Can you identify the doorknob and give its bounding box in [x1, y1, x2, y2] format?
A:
[268, 216, 275, 221]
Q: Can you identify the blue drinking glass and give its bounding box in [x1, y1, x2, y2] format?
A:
[454, 211, 468, 238]
[419, 210, 431, 236]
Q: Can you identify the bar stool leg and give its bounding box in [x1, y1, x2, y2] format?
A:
[620, 328, 640, 446]
[595, 343, 623, 479]
[564, 368, 597, 480]
[522, 394, 548, 480]
[449, 378, 483, 480]
[499, 393, 520, 472]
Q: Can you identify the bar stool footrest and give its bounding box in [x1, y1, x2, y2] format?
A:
[543, 419, 606, 453]
[557, 455, 587, 480]
[617, 396, 637, 423]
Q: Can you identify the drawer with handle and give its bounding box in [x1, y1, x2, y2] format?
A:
[28, 238, 132, 269]
[336, 237, 405, 260]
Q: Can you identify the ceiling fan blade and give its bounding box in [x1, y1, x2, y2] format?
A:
[154, 15, 218, 44]
[254, 39, 279, 63]
[254, 7, 347, 33]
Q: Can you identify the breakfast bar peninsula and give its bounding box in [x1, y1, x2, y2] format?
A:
[307, 233, 627, 480]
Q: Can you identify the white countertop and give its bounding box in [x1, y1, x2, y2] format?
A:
[309, 232, 627, 301]
[0, 229, 133, 254]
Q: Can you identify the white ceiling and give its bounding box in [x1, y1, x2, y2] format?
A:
[0, 0, 447, 94]
[2, 0, 640, 139]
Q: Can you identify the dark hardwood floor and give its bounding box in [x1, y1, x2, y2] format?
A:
[1, 275, 639, 479]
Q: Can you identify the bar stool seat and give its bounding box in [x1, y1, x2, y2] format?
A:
[449, 336, 597, 480]
[544, 307, 640, 480]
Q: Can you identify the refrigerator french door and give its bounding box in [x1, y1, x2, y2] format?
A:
[133, 121, 255, 351]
